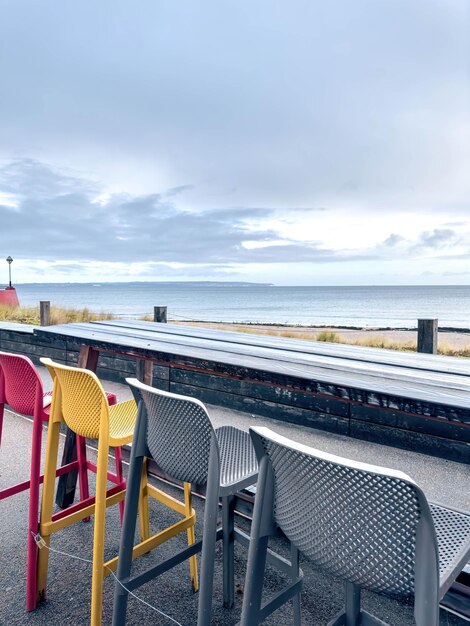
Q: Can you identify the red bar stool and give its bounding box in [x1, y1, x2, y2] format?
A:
[0, 352, 119, 611]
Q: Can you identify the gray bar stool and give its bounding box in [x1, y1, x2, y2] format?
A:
[241, 426, 470, 626]
[112, 378, 258, 625]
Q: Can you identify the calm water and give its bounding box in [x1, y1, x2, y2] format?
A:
[12, 283, 470, 329]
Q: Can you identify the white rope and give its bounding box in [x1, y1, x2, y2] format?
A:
[31, 531, 184, 626]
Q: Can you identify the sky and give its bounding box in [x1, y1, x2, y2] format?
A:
[1, 0, 469, 286]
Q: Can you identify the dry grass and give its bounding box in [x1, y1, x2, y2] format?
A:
[437, 342, 470, 358]
[0, 304, 114, 325]
[174, 321, 469, 358]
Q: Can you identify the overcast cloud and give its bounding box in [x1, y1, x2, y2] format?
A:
[1, 0, 469, 284]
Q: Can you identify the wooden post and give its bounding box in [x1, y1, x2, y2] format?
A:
[136, 359, 154, 385]
[417, 319, 438, 354]
[40, 301, 51, 326]
[153, 306, 167, 323]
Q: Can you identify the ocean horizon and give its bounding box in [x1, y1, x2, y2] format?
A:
[7, 282, 470, 330]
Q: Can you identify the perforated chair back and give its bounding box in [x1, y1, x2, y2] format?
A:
[127, 380, 216, 485]
[0, 352, 43, 416]
[41, 358, 109, 439]
[250, 426, 436, 598]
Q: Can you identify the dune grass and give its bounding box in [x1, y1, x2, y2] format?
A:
[0, 304, 114, 325]
[175, 321, 470, 358]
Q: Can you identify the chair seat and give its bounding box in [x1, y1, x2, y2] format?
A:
[216, 425, 258, 494]
[109, 399, 137, 445]
[430, 503, 470, 597]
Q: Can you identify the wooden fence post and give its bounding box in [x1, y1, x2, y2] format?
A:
[417, 319, 438, 354]
[153, 306, 167, 323]
[40, 301, 51, 326]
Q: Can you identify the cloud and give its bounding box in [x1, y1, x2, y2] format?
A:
[2, 159, 347, 267]
[415, 228, 459, 249]
[382, 233, 406, 247]
[0, 0, 468, 215]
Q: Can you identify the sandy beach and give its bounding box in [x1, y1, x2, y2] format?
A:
[179, 321, 470, 352]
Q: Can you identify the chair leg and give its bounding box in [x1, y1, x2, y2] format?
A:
[327, 582, 362, 626]
[114, 446, 125, 522]
[240, 456, 274, 626]
[197, 468, 220, 625]
[26, 412, 44, 611]
[184, 481, 199, 592]
[37, 419, 62, 603]
[222, 494, 235, 608]
[90, 439, 110, 626]
[239, 535, 269, 626]
[291, 545, 301, 626]
[0, 401, 4, 447]
[345, 582, 361, 625]
[137, 458, 150, 542]
[112, 453, 145, 626]
[76, 435, 90, 521]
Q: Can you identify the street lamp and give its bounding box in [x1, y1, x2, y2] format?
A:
[6, 256, 13, 288]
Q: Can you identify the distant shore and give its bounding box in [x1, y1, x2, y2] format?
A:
[178, 321, 470, 351]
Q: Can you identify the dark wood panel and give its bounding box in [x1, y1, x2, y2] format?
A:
[170, 367, 349, 417]
[351, 404, 470, 443]
[170, 381, 350, 436]
[350, 421, 470, 464]
[0, 338, 67, 363]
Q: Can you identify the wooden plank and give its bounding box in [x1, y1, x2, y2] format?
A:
[94, 319, 470, 376]
[77, 323, 470, 392]
[0, 322, 36, 333]
[33, 323, 470, 410]
[34, 323, 470, 393]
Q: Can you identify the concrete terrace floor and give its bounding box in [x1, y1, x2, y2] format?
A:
[1, 367, 469, 626]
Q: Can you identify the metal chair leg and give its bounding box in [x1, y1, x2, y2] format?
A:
[112, 452, 145, 626]
[26, 407, 43, 611]
[0, 401, 4, 447]
[90, 440, 110, 626]
[197, 450, 220, 626]
[240, 457, 274, 626]
[37, 419, 62, 602]
[291, 545, 301, 626]
[114, 445, 124, 522]
[222, 494, 235, 608]
[76, 435, 90, 522]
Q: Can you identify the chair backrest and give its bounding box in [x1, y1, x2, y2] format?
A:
[250, 426, 436, 598]
[0, 352, 44, 416]
[127, 378, 216, 485]
[40, 358, 109, 439]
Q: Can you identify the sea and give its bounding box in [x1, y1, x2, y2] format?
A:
[11, 282, 470, 330]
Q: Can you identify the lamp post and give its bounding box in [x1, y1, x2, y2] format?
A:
[6, 256, 13, 288]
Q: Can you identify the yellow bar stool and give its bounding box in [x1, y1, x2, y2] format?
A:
[37, 358, 198, 626]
